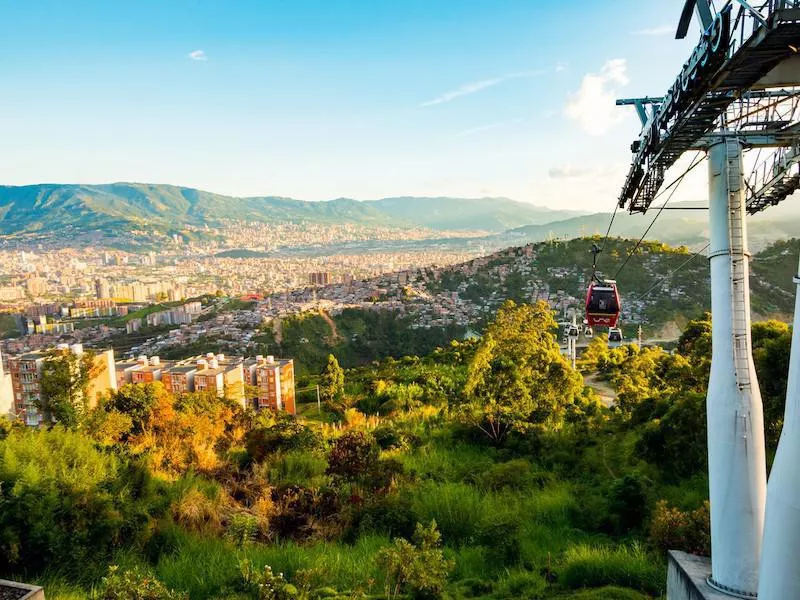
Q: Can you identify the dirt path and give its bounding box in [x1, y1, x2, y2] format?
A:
[318, 309, 343, 344]
[583, 372, 617, 408]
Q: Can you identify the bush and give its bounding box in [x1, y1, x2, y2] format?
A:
[477, 514, 521, 564]
[350, 494, 416, 540]
[246, 418, 324, 463]
[0, 428, 164, 573]
[493, 569, 547, 599]
[92, 566, 186, 600]
[607, 473, 651, 534]
[226, 513, 260, 546]
[326, 431, 379, 483]
[560, 544, 665, 596]
[377, 521, 454, 599]
[649, 500, 710, 556]
[478, 459, 549, 491]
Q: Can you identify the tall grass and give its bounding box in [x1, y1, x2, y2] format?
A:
[154, 528, 388, 598]
[266, 451, 328, 488]
[560, 543, 665, 596]
[400, 442, 495, 483]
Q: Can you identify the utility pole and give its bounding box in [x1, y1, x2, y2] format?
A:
[705, 137, 766, 595]
[316, 384, 321, 414]
[637, 325, 642, 349]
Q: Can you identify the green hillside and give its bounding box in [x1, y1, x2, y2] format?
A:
[425, 236, 800, 337]
[0, 183, 407, 234]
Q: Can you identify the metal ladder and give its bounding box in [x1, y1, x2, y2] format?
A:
[726, 138, 752, 390]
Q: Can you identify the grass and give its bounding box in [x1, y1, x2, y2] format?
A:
[153, 529, 388, 598]
[559, 544, 665, 596]
[266, 450, 328, 488]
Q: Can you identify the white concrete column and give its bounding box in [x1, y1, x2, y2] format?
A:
[758, 253, 800, 599]
[706, 140, 767, 597]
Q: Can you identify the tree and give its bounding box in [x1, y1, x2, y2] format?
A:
[326, 430, 379, 482]
[320, 354, 345, 404]
[457, 300, 583, 444]
[38, 348, 96, 428]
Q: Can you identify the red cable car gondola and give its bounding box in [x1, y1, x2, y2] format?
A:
[585, 280, 621, 328]
[585, 244, 621, 328]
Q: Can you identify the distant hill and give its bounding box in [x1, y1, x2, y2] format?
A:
[0, 183, 585, 236]
[367, 196, 585, 231]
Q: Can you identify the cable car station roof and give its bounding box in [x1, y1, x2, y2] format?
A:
[618, 1, 800, 214]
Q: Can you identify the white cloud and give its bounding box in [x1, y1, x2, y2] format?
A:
[631, 24, 674, 36]
[188, 50, 208, 61]
[564, 59, 629, 136]
[555, 61, 568, 73]
[420, 70, 545, 107]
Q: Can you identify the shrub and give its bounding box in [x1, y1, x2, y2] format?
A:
[478, 458, 547, 491]
[377, 521, 454, 599]
[351, 493, 416, 540]
[373, 425, 404, 450]
[226, 513, 260, 546]
[649, 500, 710, 556]
[560, 544, 665, 596]
[246, 418, 324, 463]
[0, 428, 164, 573]
[607, 473, 651, 534]
[326, 431, 379, 483]
[493, 569, 547, 599]
[477, 514, 521, 564]
[92, 565, 186, 600]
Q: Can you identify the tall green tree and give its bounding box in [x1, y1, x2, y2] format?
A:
[458, 300, 583, 444]
[38, 349, 95, 428]
[320, 354, 345, 404]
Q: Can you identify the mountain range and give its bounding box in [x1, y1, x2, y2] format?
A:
[3, 182, 800, 251]
[0, 183, 584, 235]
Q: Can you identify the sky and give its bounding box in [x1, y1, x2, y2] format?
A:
[0, 1, 711, 211]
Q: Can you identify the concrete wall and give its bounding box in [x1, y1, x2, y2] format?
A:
[667, 551, 739, 600]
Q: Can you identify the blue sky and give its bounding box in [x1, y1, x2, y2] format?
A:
[0, 1, 707, 211]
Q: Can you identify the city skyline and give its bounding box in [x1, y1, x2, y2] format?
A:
[0, 1, 705, 211]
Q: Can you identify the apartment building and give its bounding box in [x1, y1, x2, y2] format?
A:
[161, 364, 196, 395]
[254, 355, 295, 414]
[192, 354, 246, 405]
[114, 353, 296, 413]
[7, 344, 116, 426]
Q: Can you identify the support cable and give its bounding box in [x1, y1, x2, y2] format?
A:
[613, 153, 705, 279]
[630, 243, 711, 303]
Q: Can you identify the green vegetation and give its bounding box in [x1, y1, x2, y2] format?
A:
[0, 313, 20, 338]
[3, 303, 793, 599]
[257, 309, 467, 375]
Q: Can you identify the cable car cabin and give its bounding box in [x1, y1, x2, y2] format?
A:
[585, 280, 620, 328]
[568, 325, 580, 338]
[608, 327, 623, 348]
